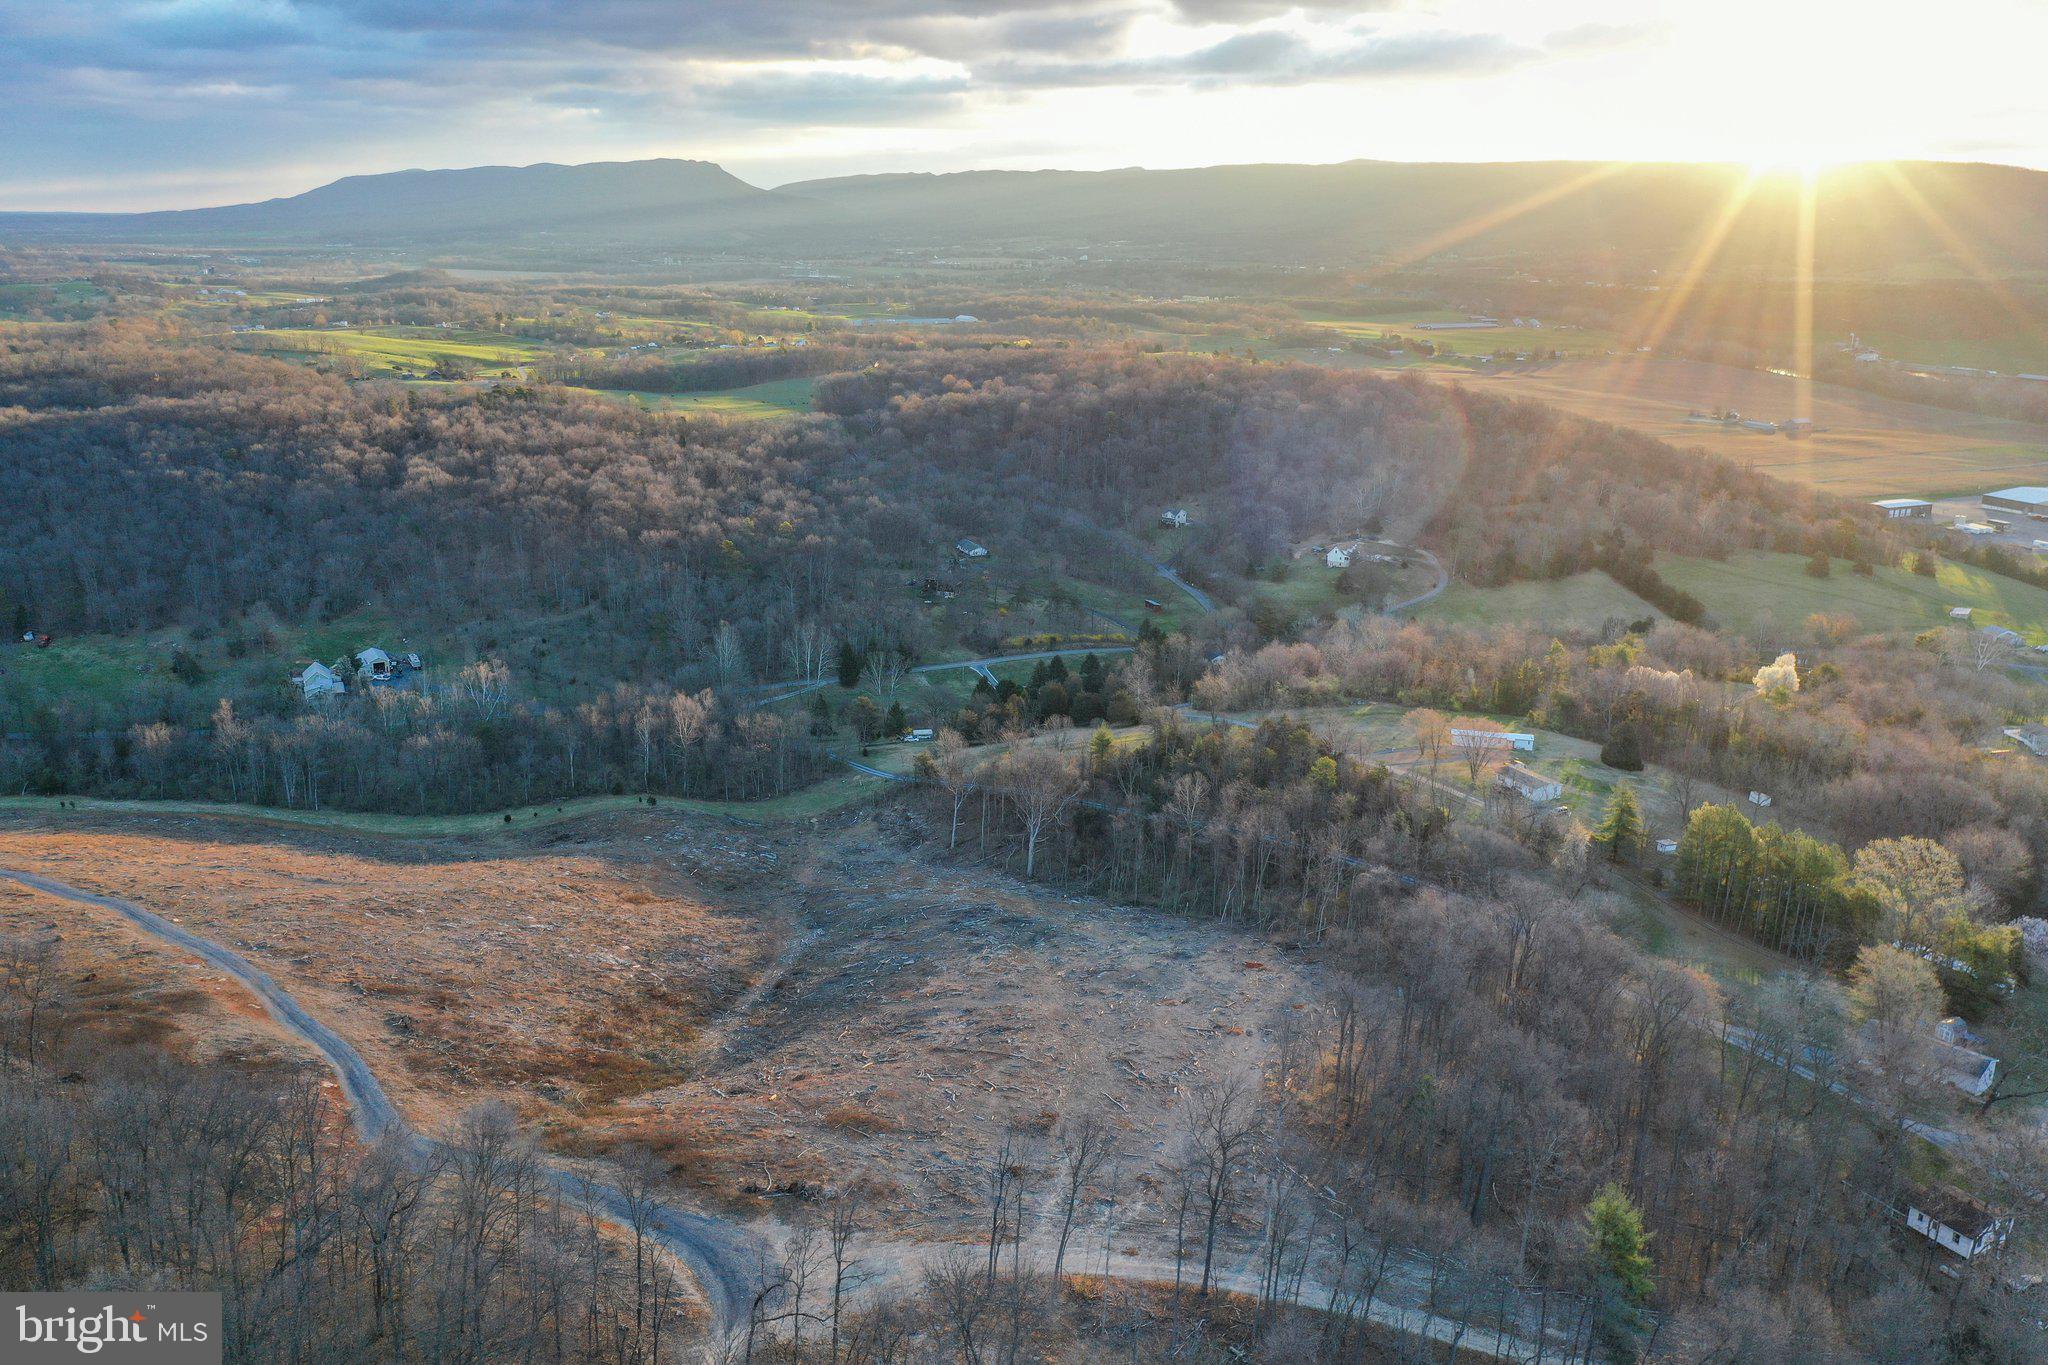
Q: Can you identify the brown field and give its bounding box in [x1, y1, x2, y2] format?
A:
[1450, 355, 2048, 498]
[0, 805, 1315, 1235]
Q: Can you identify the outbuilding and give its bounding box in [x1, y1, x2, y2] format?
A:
[1870, 498, 1932, 520]
[1983, 486, 2048, 519]
[1497, 763, 1564, 803]
[1903, 1189, 2011, 1262]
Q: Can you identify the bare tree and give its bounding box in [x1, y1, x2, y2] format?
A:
[999, 747, 1085, 879]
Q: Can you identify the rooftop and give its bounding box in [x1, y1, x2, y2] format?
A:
[1985, 486, 2048, 505]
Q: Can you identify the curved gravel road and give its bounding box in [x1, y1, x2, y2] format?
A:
[0, 866, 765, 1335]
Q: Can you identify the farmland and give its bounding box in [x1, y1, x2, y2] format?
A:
[1294, 305, 1617, 361]
[243, 325, 549, 376]
[1464, 355, 2048, 498]
[595, 376, 817, 420]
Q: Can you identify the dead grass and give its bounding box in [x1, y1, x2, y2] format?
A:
[0, 803, 1320, 1238]
[1455, 355, 2048, 497]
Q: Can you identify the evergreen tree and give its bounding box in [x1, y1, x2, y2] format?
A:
[1586, 1183, 1655, 1360]
[885, 701, 907, 738]
[836, 640, 864, 688]
[1594, 785, 1646, 863]
[1599, 726, 1644, 771]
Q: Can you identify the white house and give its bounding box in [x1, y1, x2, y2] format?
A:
[955, 538, 989, 559]
[1655, 838, 1680, 855]
[1159, 509, 1190, 528]
[1498, 763, 1564, 803]
[1902, 1190, 2010, 1262]
[294, 661, 346, 700]
[1949, 606, 1974, 620]
[1326, 545, 1354, 569]
[1748, 791, 1773, 807]
[1452, 728, 1535, 752]
[902, 728, 935, 743]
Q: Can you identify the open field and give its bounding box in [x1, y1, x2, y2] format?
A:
[1295, 306, 1616, 360]
[246, 326, 549, 376]
[1422, 570, 1659, 633]
[0, 804, 1314, 1238]
[1423, 550, 2048, 644]
[593, 377, 816, 420]
[1457, 355, 2048, 498]
[1659, 550, 2048, 644]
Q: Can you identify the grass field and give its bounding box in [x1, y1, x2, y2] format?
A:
[0, 611, 405, 709]
[1457, 356, 2048, 498]
[1295, 307, 1617, 360]
[0, 773, 896, 835]
[597, 377, 816, 420]
[249, 326, 548, 377]
[1659, 551, 2048, 643]
[1422, 571, 1659, 633]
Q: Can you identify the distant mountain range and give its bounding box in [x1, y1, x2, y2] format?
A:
[8, 155, 2048, 275]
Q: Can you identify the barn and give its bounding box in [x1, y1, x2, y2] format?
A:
[1982, 487, 2048, 519]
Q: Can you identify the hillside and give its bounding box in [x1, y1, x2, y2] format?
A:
[10, 156, 2048, 275]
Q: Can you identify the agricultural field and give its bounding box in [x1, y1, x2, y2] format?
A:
[1463, 355, 2048, 498]
[1294, 306, 1617, 360]
[0, 279, 107, 315]
[1421, 570, 1659, 633]
[245, 325, 549, 377]
[1658, 550, 2048, 644]
[598, 376, 816, 420]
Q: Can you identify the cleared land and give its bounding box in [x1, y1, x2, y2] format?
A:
[0, 805, 1311, 1238]
[1422, 570, 1658, 633]
[1460, 356, 2048, 498]
[598, 377, 816, 421]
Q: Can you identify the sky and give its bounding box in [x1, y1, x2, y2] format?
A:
[4, 0, 2046, 211]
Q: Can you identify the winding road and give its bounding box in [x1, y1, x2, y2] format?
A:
[0, 867, 766, 1335]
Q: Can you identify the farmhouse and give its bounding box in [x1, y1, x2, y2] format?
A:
[1901, 1189, 2011, 1262]
[1326, 546, 1353, 569]
[955, 538, 989, 558]
[1982, 486, 2048, 519]
[1159, 508, 1190, 528]
[1870, 498, 1933, 520]
[1497, 763, 1564, 803]
[1452, 727, 1535, 752]
[293, 661, 346, 700]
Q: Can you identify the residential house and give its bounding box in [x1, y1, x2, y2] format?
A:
[1159, 509, 1190, 528]
[1902, 1189, 2011, 1262]
[293, 661, 347, 700]
[955, 538, 989, 559]
[1326, 545, 1355, 569]
[1748, 791, 1773, 807]
[1497, 763, 1564, 803]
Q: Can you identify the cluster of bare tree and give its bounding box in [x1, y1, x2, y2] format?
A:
[0, 936, 693, 1363]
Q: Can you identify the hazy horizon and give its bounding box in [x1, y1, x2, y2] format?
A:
[6, 0, 2047, 212]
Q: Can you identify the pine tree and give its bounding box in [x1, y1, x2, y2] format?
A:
[1594, 784, 1645, 864]
[836, 641, 864, 688]
[1585, 1183, 1654, 1301]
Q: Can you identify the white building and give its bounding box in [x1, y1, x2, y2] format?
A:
[293, 661, 346, 700]
[1748, 791, 1773, 807]
[355, 647, 395, 682]
[1159, 509, 1190, 528]
[1983, 486, 2048, 519]
[955, 538, 989, 558]
[1452, 728, 1535, 752]
[1326, 545, 1355, 569]
[1498, 763, 1564, 803]
[1870, 498, 1932, 520]
[1902, 1190, 2010, 1262]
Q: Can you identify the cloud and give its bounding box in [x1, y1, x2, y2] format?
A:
[986, 26, 1536, 89]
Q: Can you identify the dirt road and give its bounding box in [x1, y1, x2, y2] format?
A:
[0, 866, 767, 1335]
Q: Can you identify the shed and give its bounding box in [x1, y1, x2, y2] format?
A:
[955, 538, 989, 559]
[355, 647, 395, 681]
[1747, 791, 1773, 807]
[1453, 728, 1535, 752]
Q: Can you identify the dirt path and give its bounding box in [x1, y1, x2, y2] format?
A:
[0, 865, 768, 1336]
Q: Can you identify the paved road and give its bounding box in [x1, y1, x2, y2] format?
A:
[0, 867, 766, 1335]
[912, 645, 1133, 677]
